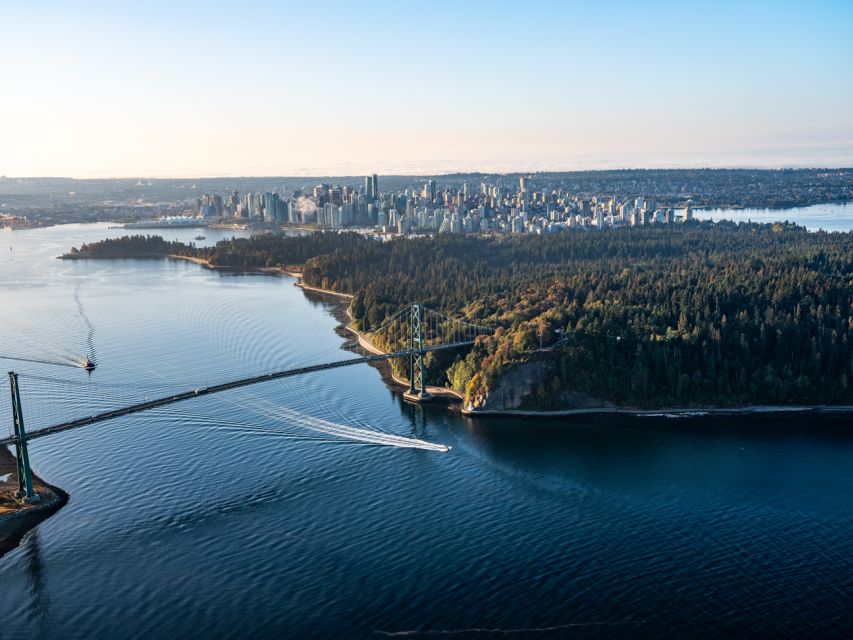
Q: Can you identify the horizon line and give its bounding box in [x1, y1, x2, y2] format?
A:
[4, 164, 853, 182]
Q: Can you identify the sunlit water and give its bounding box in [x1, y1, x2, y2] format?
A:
[0, 222, 852, 639]
[696, 201, 853, 232]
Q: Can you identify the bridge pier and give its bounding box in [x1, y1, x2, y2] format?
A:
[403, 390, 433, 403]
[406, 303, 432, 403]
[9, 371, 38, 504]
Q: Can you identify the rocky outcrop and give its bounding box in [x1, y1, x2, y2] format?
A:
[470, 360, 552, 411]
[1, 448, 68, 558]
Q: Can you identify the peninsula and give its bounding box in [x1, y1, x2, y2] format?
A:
[65, 222, 853, 413]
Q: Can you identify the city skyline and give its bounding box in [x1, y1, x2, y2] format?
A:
[2, 1, 852, 178]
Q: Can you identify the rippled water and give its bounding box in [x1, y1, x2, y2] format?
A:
[1, 223, 852, 639]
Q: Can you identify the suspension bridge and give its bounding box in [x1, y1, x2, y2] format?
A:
[2, 303, 492, 503]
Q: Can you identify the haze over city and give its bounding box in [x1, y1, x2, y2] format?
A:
[2, 0, 852, 178]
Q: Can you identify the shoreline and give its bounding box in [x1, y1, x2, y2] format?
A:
[693, 199, 853, 212]
[342, 311, 463, 401]
[0, 447, 69, 559]
[292, 279, 462, 401]
[60, 252, 853, 417]
[294, 281, 353, 299]
[462, 404, 853, 419]
[61, 252, 297, 276]
[166, 254, 290, 275]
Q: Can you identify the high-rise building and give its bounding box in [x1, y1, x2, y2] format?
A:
[262, 192, 277, 221]
[424, 179, 436, 203]
[287, 199, 299, 224]
[313, 184, 329, 206]
[364, 174, 379, 202]
[328, 186, 342, 206]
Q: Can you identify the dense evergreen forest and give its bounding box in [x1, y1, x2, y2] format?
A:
[303, 223, 853, 409]
[194, 233, 366, 268]
[67, 234, 194, 257]
[67, 232, 366, 268]
[72, 224, 853, 409]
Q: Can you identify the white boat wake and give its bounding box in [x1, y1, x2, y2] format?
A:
[247, 399, 450, 452]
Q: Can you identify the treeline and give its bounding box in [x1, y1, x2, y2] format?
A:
[301, 222, 853, 408]
[67, 234, 193, 257]
[195, 232, 366, 268]
[68, 232, 368, 269]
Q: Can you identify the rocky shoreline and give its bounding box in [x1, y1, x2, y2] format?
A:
[294, 282, 462, 401]
[0, 447, 68, 559]
[462, 404, 853, 419]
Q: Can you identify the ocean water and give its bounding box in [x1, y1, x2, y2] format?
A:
[0, 222, 851, 639]
[696, 201, 853, 232]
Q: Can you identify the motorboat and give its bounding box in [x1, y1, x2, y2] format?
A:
[81, 357, 96, 371]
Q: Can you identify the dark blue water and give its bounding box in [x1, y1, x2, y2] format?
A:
[1, 223, 852, 639]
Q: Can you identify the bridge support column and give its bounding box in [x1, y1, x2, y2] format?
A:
[9, 371, 37, 504]
[408, 304, 417, 395]
[404, 303, 432, 403]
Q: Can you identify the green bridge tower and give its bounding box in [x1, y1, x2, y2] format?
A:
[9, 371, 38, 503]
[405, 303, 432, 403]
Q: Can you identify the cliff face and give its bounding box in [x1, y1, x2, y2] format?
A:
[469, 360, 551, 411]
[466, 358, 619, 412]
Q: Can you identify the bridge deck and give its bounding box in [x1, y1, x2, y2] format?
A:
[1, 341, 475, 447]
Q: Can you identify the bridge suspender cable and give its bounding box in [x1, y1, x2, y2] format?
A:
[1, 304, 493, 449]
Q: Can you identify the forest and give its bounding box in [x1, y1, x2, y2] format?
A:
[66, 232, 366, 268]
[72, 224, 853, 409]
[66, 234, 194, 257]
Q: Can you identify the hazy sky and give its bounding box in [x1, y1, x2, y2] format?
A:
[2, 1, 852, 177]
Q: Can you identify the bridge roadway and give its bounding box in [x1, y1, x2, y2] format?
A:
[0, 341, 475, 447]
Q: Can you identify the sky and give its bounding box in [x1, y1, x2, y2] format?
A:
[1, 0, 852, 178]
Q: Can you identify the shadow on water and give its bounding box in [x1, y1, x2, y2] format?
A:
[460, 411, 853, 451]
[399, 401, 428, 440]
[24, 531, 51, 631]
[440, 410, 853, 509]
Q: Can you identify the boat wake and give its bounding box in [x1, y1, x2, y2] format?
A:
[75, 285, 97, 366]
[0, 353, 79, 369]
[246, 399, 450, 452]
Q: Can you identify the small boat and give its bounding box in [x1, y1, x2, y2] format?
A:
[194, 235, 206, 240]
[81, 358, 96, 371]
